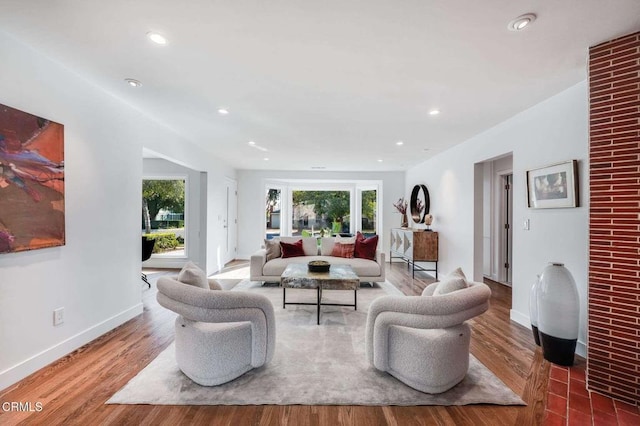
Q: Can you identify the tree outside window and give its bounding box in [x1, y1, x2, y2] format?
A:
[142, 179, 186, 254]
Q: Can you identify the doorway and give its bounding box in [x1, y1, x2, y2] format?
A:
[224, 178, 238, 264]
[478, 154, 513, 286]
[142, 154, 207, 270]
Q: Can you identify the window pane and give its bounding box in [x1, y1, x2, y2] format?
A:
[265, 188, 281, 239]
[361, 189, 377, 236]
[292, 190, 350, 236]
[142, 179, 186, 256]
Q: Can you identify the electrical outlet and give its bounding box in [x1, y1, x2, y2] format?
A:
[53, 308, 64, 326]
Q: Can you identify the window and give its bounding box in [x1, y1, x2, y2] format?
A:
[361, 189, 377, 236]
[291, 190, 350, 236]
[264, 180, 382, 239]
[265, 187, 281, 240]
[142, 178, 186, 257]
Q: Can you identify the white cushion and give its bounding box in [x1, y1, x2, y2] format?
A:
[280, 236, 318, 256]
[264, 238, 281, 261]
[433, 267, 469, 296]
[320, 235, 356, 255]
[320, 237, 336, 256]
[207, 278, 223, 290]
[336, 234, 356, 244]
[178, 261, 209, 289]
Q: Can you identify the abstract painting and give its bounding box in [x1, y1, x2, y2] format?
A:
[0, 103, 65, 253]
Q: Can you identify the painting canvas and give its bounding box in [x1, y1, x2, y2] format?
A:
[0, 103, 65, 253]
[526, 160, 578, 209]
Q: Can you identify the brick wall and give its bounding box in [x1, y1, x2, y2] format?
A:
[588, 31, 640, 405]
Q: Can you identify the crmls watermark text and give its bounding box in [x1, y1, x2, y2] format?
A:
[1, 401, 43, 412]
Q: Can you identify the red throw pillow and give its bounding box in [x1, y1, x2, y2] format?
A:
[355, 232, 378, 260]
[331, 242, 355, 258]
[280, 240, 305, 258]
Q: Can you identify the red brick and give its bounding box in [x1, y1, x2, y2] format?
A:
[592, 410, 617, 426]
[551, 366, 569, 382]
[547, 392, 569, 417]
[617, 409, 640, 426]
[568, 408, 592, 426]
[615, 399, 640, 414]
[550, 379, 569, 397]
[589, 30, 640, 406]
[570, 379, 590, 398]
[569, 393, 592, 414]
[543, 410, 567, 426]
[591, 392, 616, 413]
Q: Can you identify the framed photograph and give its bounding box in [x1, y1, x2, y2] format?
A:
[526, 160, 579, 209]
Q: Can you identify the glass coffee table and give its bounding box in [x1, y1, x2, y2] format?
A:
[281, 263, 359, 325]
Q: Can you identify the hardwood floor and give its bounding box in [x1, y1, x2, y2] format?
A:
[0, 261, 549, 426]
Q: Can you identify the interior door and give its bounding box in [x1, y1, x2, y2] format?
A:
[224, 178, 238, 264]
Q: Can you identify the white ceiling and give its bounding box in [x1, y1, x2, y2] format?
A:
[1, 1, 639, 171]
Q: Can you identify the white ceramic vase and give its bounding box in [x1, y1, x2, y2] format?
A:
[537, 263, 579, 366]
[529, 275, 541, 346]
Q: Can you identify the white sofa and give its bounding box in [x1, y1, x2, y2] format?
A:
[250, 236, 386, 283]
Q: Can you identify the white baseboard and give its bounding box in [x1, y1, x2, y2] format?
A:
[0, 303, 143, 392]
[510, 309, 531, 329]
[510, 309, 586, 358]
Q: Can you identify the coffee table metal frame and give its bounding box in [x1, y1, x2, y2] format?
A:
[281, 264, 359, 325]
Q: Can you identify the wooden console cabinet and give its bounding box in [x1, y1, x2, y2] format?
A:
[390, 229, 438, 279]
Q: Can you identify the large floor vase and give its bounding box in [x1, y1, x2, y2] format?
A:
[529, 275, 541, 346]
[537, 263, 579, 366]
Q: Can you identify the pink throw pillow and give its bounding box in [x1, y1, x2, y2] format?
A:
[331, 242, 355, 258]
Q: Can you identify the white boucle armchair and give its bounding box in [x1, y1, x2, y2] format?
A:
[365, 281, 491, 394]
[156, 276, 276, 386]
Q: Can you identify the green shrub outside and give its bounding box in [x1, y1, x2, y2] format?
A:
[144, 233, 179, 253]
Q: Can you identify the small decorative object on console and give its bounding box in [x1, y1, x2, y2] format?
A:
[393, 197, 409, 228]
[308, 260, 330, 273]
[423, 214, 433, 231]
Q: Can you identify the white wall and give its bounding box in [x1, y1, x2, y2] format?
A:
[142, 158, 205, 269]
[406, 82, 589, 356]
[236, 170, 405, 259]
[0, 31, 234, 390]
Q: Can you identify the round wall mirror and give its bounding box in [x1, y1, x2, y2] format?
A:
[410, 184, 430, 224]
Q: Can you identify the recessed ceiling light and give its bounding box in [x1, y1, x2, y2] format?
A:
[377, 159, 383, 163]
[508, 13, 536, 31]
[146, 31, 167, 45]
[264, 157, 269, 161]
[429, 109, 440, 116]
[124, 78, 142, 87]
[217, 108, 229, 115]
[248, 141, 268, 152]
[396, 141, 404, 146]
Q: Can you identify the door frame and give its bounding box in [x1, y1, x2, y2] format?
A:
[496, 169, 513, 285]
[224, 177, 238, 265]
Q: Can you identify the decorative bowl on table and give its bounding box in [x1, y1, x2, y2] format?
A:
[308, 260, 330, 273]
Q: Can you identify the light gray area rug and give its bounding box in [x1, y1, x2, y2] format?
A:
[109, 280, 524, 406]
